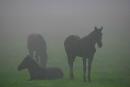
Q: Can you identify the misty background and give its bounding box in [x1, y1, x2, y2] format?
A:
[0, 0, 130, 75]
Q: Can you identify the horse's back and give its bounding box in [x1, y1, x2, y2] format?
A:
[64, 35, 80, 47]
[27, 33, 46, 51]
[45, 67, 64, 79]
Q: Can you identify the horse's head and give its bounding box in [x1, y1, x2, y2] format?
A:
[18, 55, 36, 71]
[94, 26, 103, 48]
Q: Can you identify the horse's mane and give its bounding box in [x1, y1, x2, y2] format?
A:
[82, 30, 96, 41]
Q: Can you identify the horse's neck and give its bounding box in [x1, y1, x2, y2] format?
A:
[81, 33, 96, 46]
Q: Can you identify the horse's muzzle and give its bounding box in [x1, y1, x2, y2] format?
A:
[98, 42, 103, 48]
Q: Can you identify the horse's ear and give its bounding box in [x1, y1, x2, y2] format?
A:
[95, 26, 98, 31]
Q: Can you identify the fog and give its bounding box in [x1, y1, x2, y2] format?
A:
[1, 0, 129, 36]
[0, 0, 130, 73]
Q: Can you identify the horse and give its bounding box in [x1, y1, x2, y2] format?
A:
[64, 26, 103, 82]
[18, 55, 63, 80]
[27, 33, 48, 68]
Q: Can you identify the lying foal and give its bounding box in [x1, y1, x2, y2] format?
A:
[18, 55, 63, 80]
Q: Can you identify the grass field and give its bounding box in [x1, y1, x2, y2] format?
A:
[0, 36, 130, 87]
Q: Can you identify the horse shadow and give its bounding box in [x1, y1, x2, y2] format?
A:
[18, 55, 63, 80]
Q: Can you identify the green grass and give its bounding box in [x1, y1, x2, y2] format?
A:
[0, 71, 129, 87]
[0, 38, 130, 87]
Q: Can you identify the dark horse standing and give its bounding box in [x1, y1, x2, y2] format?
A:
[27, 34, 47, 68]
[64, 26, 103, 82]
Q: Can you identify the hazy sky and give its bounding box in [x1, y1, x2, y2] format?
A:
[0, 0, 129, 42]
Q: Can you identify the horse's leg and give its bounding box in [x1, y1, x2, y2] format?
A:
[88, 57, 93, 82]
[83, 58, 87, 82]
[68, 56, 75, 79]
[29, 49, 33, 58]
[39, 51, 48, 68]
[35, 51, 39, 63]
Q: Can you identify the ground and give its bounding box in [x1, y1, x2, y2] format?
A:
[0, 38, 130, 87]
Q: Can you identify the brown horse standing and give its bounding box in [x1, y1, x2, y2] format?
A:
[64, 26, 103, 82]
[27, 33, 47, 68]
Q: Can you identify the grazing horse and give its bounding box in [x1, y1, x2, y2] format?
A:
[18, 55, 63, 80]
[64, 26, 103, 82]
[27, 33, 47, 68]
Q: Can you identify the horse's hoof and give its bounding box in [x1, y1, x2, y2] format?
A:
[70, 77, 74, 80]
[28, 79, 32, 81]
[83, 79, 87, 82]
[70, 76, 74, 80]
[88, 79, 91, 83]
